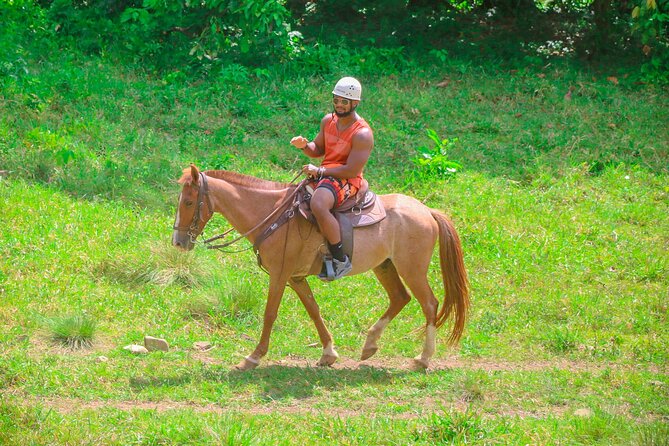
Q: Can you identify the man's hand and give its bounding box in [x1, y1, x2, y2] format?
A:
[302, 163, 319, 178]
[290, 136, 308, 149]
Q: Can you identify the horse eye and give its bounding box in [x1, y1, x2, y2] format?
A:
[185, 200, 194, 207]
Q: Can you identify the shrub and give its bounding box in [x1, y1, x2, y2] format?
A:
[408, 129, 463, 185]
[632, 0, 669, 84]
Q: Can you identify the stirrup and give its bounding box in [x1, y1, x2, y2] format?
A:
[319, 255, 336, 281]
[318, 255, 351, 282]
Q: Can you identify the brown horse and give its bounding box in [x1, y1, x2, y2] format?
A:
[173, 164, 469, 370]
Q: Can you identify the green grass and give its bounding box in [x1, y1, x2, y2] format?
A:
[1, 165, 666, 443]
[0, 44, 668, 444]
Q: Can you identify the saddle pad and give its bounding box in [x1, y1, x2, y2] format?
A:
[347, 193, 386, 227]
[335, 197, 386, 261]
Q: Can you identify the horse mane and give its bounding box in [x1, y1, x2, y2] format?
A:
[177, 168, 291, 190]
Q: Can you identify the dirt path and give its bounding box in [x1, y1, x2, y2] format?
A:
[199, 354, 667, 374]
[3, 357, 665, 421]
[2, 393, 570, 420]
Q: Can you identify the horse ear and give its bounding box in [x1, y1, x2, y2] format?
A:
[190, 164, 200, 186]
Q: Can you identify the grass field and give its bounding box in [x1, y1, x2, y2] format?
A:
[1, 47, 668, 444]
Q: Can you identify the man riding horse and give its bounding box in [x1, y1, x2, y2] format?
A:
[290, 77, 374, 281]
[173, 77, 469, 370]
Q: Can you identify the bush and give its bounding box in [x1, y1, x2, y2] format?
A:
[632, 0, 669, 84]
[408, 129, 463, 185]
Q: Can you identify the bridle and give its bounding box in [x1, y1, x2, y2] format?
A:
[173, 172, 214, 244]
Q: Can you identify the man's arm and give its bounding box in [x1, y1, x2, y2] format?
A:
[290, 115, 330, 158]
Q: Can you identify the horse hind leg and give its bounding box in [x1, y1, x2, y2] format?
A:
[362, 260, 412, 360]
[288, 277, 339, 367]
[394, 263, 439, 369]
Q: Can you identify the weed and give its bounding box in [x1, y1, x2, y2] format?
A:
[542, 327, 579, 354]
[47, 313, 97, 349]
[414, 410, 487, 444]
[430, 48, 449, 64]
[407, 129, 462, 186]
[459, 337, 485, 358]
[636, 422, 669, 446]
[570, 412, 622, 444]
[461, 375, 485, 402]
[187, 277, 263, 324]
[218, 63, 250, 84]
[476, 310, 507, 335]
[185, 294, 220, 321]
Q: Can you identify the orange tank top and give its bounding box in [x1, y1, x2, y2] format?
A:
[322, 114, 371, 188]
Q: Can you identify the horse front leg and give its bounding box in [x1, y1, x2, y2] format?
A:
[288, 277, 339, 366]
[235, 277, 286, 371]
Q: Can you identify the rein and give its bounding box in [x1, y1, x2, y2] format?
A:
[202, 171, 306, 251]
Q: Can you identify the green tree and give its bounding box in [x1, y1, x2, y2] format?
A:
[632, 0, 669, 82]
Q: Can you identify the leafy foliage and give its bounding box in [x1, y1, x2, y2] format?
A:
[2, 0, 668, 85]
[632, 0, 669, 83]
[410, 129, 463, 182]
[119, 0, 299, 64]
[0, 1, 51, 82]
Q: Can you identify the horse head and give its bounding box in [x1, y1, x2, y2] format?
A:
[172, 164, 214, 251]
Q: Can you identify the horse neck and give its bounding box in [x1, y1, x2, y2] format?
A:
[206, 174, 292, 238]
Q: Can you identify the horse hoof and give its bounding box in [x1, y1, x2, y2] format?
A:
[360, 347, 378, 361]
[234, 357, 259, 371]
[412, 356, 430, 369]
[317, 354, 338, 367]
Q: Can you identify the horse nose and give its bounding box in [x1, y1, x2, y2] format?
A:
[172, 232, 182, 247]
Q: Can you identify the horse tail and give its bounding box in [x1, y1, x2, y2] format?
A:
[431, 210, 470, 345]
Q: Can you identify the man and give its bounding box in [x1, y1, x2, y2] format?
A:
[290, 76, 374, 281]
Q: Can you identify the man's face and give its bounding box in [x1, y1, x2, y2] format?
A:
[333, 95, 357, 117]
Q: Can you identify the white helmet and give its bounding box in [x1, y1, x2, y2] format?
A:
[332, 77, 362, 101]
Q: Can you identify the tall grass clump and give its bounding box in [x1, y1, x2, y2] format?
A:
[414, 410, 487, 444]
[542, 327, 579, 354]
[635, 422, 669, 446]
[186, 277, 263, 325]
[48, 313, 97, 349]
[141, 243, 206, 287]
[97, 242, 209, 288]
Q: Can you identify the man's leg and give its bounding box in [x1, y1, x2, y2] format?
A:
[310, 187, 339, 246]
[311, 187, 351, 279]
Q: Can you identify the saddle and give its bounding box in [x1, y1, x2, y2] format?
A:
[297, 179, 386, 262]
[253, 179, 386, 268]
